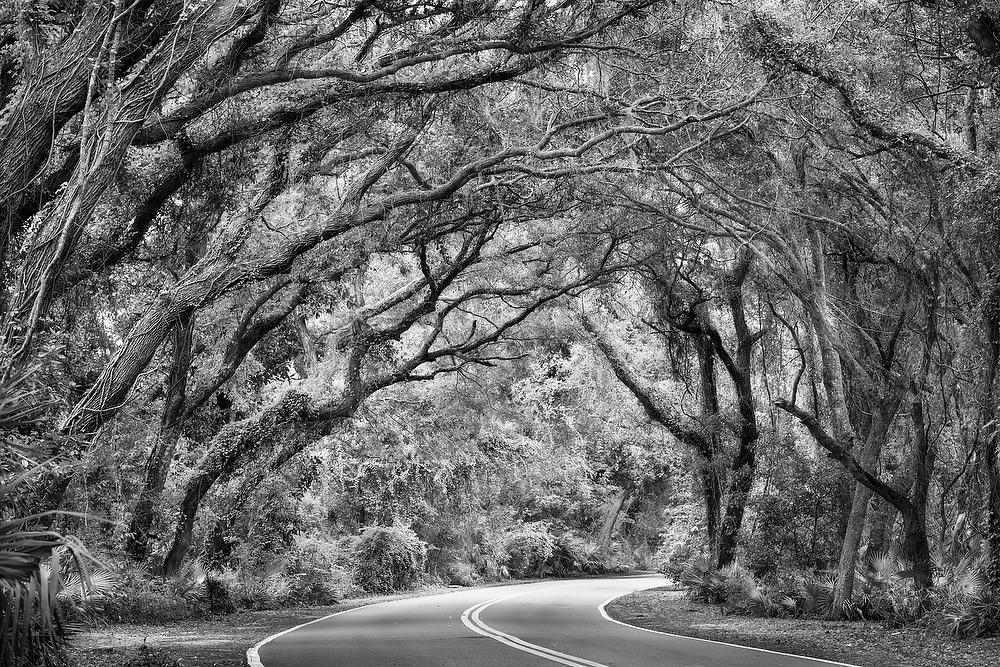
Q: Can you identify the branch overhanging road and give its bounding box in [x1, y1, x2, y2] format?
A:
[248, 576, 858, 667]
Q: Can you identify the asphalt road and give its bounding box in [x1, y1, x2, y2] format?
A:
[249, 576, 857, 667]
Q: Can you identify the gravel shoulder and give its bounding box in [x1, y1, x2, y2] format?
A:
[66, 584, 462, 667]
[605, 587, 1000, 667]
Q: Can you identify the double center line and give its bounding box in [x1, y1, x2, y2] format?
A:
[460, 587, 608, 667]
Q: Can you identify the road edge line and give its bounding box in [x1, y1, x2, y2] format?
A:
[596, 590, 862, 667]
[247, 601, 384, 667]
[247, 581, 557, 666]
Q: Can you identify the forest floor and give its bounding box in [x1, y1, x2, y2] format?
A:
[66, 584, 464, 667]
[606, 586, 1000, 667]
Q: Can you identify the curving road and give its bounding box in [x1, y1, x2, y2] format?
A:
[248, 576, 857, 667]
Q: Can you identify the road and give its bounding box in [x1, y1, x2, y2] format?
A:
[248, 576, 856, 667]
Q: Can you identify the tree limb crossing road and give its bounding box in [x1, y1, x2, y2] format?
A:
[249, 576, 858, 667]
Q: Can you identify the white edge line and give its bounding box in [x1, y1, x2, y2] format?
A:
[248, 587, 470, 667]
[596, 589, 861, 667]
[247, 581, 561, 667]
[247, 601, 381, 667]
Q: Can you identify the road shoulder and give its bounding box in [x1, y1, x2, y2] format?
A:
[604, 587, 1000, 667]
[67, 584, 463, 667]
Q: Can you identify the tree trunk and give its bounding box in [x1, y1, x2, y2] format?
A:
[835, 483, 873, 605]
[716, 262, 760, 566]
[904, 397, 935, 591]
[124, 313, 195, 561]
[865, 458, 914, 559]
[158, 363, 374, 575]
[987, 438, 1000, 593]
[694, 329, 723, 559]
[718, 447, 754, 567]
[804, 232, 863, 617]
[596, 490, 631, 553]
[983, 295, 1000, 593]
[583, 314, 722, 558]
[160, 391, 322, 574]
[900, 506, 933, 592]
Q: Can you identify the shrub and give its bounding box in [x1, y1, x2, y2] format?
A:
[204, 574, 236, 614]
[286, 535, 352, 604]
[680, 556, 729, 604]
[502, 524, 555, 578]
[925, 554, 999, 637]
[679, 549, 1000, 637]
[547, 533, 602, 576]
[839, 552, 923, 623]
[653, 504, 706, 580]
[602, 544, 638, 575]
[351, 526, 427, 594]
[681, 557, 795, 616]
[546, 533, 636, 576]
[214, 565, 295, 610]
[935, 593, 1000, 637]
[99, 563, 205, 623]
[443, 561, 480, 587]
[794, 572, 837, 617]
[469, 534, 508, 580]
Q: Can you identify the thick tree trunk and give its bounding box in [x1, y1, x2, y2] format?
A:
[865, 453, 915, 559]
[716, 264, 760, 567]
[694, 330, 723, 559]
[904, 397, 935, 592]
[803, 232, 864, 617]
[584, 315, 722, 557]
[717, 447, 754, 567]
[835, 483, 873, 608]
[160, 390, 322, 574]
[775, 397, 925, 601]
[124, 313, 195, 561]
[5, 2, 256, 359]
[159, 379, 368, 575]
[60, 135, 417, 437]
[987, 440, 1000, 593]
[700, 463, 722, 559]
[596, 490, 631, 552]
[983, 299, 1000, 593]
[900, 508, 933, 592]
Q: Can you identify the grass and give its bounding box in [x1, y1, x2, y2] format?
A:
[605, 587, 1000, 667]
[66, 584, 462, 667]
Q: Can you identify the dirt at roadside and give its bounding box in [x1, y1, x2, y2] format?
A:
[66, 585, 460, 667]
[605, 587, 1000, 667]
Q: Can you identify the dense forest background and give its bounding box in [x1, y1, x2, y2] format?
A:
[3, 0, 1000, 663]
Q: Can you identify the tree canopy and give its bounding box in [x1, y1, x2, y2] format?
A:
[5, 0, 1000, 662]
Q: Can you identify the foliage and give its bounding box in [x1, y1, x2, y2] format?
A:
[0, 369, 102, 667]
[501, 524, 557, 578]
[0, 535, 102, 667]
[214, 566, 294, 611]
[5, 0, 1000, 650]
[742, 454, 846, 575]
[680, 549, 1000, 637]
[350, 526, 427, 595]
[99, 563, 206, 623]
[653, 503, 706, 579]
[285, 535, 352, 604]
[924, 554, 1000, 637]
[442, 561, 480, 587]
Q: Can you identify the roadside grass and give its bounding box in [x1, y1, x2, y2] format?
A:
[66, 576, 564, 667]
[67, 584, 462, 667]
[605, 587, 1000, 667]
